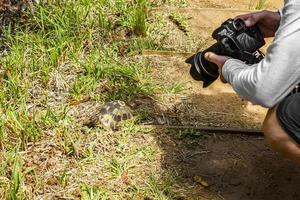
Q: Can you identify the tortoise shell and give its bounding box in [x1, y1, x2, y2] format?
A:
[98, 100, 133, 130]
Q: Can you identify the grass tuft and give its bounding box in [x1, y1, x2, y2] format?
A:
[249, 0, 268, 10]
[132, 0, 147, 36]
[0, 0, 183, 198]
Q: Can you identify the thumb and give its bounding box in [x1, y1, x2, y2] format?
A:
[205, 52, 223, 66]
[205, 52, 229, 68]
[240, 15, 258, 27]
[234, 16, 256, 27]
[243, 18, 256, 27]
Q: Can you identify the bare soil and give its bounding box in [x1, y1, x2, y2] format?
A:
[144, 55, 267, 128]
[156, 131, 300, 200]
[152, 7, 274, 53]
[135, 53, 300, 200]
[185, 0, 283, 10]
[144, 1, 300, 199]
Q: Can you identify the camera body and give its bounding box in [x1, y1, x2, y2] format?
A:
[187, 18, 265, 87]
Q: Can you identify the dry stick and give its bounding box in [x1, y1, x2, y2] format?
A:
[142, 50, 193, 57]
[141, 124, 263, 136]
[150, 7, 255, 13]
[141, 50, 263, 136]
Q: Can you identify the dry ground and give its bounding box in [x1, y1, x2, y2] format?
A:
[139, 0, 300, 199]
[184, 0, 282, 10]
[2, 0, 299, 199]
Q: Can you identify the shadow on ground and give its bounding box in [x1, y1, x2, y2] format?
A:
[132, 92, 300, 200]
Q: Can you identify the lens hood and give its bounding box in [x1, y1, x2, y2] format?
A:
[186, 51, 219, 88]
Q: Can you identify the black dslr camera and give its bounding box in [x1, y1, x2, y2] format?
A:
[186, 18, 265, 87]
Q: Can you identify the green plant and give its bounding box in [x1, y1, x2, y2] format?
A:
[58, 166, 68, 187]
[8, 151, 23, 200]
[249, 0, 267, 10]
[0, 0, 179, 198]
[169, 12, 189, 34]
[256, 0, 267, 9]
[133, 0, 147, 36]
[144, 173, 176, 199]
[81, 184, 108, 200]
[168, 82, 186, 94]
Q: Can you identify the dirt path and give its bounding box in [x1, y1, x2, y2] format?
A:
[143, 1, 300, 199]
[151, 7, 274, 53]
[157, 132, 300, 200]
[143, 55, 267, 128]
[141, 49, 300, 200]
[185, 0, 282, 10]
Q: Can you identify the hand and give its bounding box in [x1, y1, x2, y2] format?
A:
[205, 52, 229, 83]
[235, 10, 281, 38]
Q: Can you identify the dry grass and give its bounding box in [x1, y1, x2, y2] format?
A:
[0, 0, 190, 199]
[0, 0, 277, 199]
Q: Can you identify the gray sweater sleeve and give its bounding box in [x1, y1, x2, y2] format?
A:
[222, 1, 300, 108]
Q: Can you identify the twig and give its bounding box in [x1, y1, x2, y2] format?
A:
[150, 7, 255, 13]
[142, 50, 193, 57]
[140, 124, 263, 136]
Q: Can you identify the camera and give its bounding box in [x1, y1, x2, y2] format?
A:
[186, 18, 265, 87]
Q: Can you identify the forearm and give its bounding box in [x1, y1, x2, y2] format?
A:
[223, 1, 300, 108]
[222, 59, 296, 108]
[223, 39, 300, 108]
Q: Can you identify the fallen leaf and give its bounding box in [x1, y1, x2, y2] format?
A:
[121, 171, 130, 185]
[194, 175, 209, 187]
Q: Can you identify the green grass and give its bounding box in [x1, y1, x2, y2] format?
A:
[133, 0, 147, 36]
[169, 12, 189, 35]
[255, 0, 267, 9]
[249, 0, 268, 9]
[151, 0, 188, 7]
[0, 0, 159, 137]
[0, 0, 183, 199]
[9, 154, 23, 200]
[0, 1, 268, 199]
[81, 184, 108, 200]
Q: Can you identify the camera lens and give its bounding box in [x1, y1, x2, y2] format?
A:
[187, 18, 265, 88]
[187, 43, 221, 87]
[198, 51, 219, 78]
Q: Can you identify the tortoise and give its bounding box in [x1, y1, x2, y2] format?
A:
[90, 100, 133, 131]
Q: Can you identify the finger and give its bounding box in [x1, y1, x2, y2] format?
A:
[204, 52, 224, 66]
[236, 16, 256, 27]
[235, 12, 263, 27]
[234, 13, 252, 21]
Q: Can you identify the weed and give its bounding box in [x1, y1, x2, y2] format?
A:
[97, 10, 111, 32]
[151, 0, 188, 7]
[140, 146, 155, 161]
[168, 82, 186, 94]
[145, 173, 176, 199]
[0, 0, 180, 198]
[40, 105, 69, 127]
[169, 12, 189, 35]
[132, 0, 147, 36]
[9, 155, 22, 200]
[249, 0, 268, 10]
[81, 184, 108, 200]
[58, 165, 68, 187]
[5, 107, 41, 144]
[256, 0, 267, 9]
[110, 158, 127, 178]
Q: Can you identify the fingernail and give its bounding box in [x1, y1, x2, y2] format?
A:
[204, 53, 210, 59]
